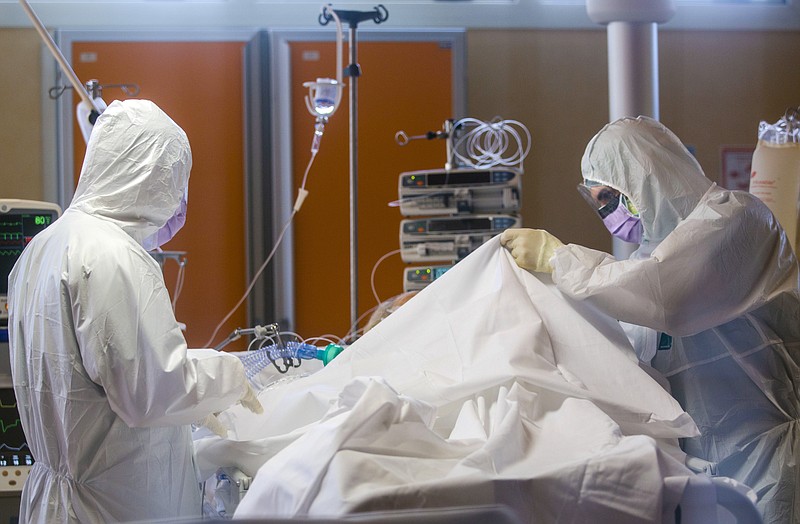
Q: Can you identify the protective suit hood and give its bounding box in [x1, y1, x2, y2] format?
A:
[580, 116, 712, 244]
[70, 99, 191, 247]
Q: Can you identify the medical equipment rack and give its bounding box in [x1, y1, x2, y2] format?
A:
[398, 167, 522, 292]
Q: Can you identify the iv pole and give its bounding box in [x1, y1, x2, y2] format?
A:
[319, 5, 389, 335]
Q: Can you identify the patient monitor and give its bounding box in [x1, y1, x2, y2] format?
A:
[0, 199, 62, 340]
[0, 199, 60, 514]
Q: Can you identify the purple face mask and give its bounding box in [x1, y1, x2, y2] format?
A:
[602, 201, 643, 244]
[143, 196, 187, 251]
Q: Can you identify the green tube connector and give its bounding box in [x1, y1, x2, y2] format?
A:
[317, 344, 345, 366]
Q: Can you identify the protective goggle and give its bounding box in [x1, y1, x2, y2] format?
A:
[577, 183, 621, 219]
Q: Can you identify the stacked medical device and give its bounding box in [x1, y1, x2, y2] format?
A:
[396, 119, 528, 292]
[0, 200, 61, 520]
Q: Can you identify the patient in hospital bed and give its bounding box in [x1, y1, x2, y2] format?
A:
[193, 237, 752, 523]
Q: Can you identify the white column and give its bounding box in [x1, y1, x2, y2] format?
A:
[587, 0, 675, 259]
[607, 21, 658, 122]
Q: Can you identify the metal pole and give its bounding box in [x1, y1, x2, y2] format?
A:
[348, 25, 359, 333]
[18, 0, 101, 113]
[607, 22, 659, 123]
[586, 0, 675, 260]
[319, 5, 387, 336]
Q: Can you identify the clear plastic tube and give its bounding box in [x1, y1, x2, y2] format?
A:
[237, 341, 345, 385]
[238, 341, 313, 381]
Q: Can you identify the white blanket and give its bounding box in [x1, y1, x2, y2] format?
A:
[195, 237, 705, 522]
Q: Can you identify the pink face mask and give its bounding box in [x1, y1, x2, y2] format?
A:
[601, 200, 643, 244]
[143, 196, 187, 251]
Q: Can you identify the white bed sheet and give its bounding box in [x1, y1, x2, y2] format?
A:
[195, 237, 707, 523]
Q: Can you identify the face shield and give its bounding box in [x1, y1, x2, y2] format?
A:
[577, 181, 643, 244]
[577, 182, 621, 219]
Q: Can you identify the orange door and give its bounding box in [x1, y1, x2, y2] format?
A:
[288, 39, 455, 338]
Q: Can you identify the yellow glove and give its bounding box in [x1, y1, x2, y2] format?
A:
[196, 413, 227, 438]
[500, 228, 564, 273]
[240, 383, 264, 415]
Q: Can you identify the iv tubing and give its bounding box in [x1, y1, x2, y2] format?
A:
[204, 150, 318, 349]
[18, 0, 102, 114]
[370, 249, 400, 306]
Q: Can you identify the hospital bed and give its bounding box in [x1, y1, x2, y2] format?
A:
[200, 468, 760, 523]
[193, 238, 763, 523]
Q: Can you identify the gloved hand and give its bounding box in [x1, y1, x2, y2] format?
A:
[196, 413, 227, 438]
[500, 228, 564, 273]
[240, 383, 264, 415]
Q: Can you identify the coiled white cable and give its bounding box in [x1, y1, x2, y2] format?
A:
[451, 117, 531, 169]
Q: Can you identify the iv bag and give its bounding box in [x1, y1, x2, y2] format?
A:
[749, 115, 800, 253]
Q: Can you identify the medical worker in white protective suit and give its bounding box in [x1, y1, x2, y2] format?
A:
[501, 116, 800, 523]
[7, 99, 262, 523]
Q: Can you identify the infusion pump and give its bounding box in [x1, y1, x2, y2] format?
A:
[400, 214, 521, 263]
[403, 265, 453, 292]
[398, 167, 521, 216]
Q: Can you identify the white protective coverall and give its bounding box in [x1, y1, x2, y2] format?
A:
[8, 100, 253, 522]
[551, 116, 800, 523]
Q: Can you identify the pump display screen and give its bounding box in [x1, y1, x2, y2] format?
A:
[0, 212, 56, 295]
[0, 389, 32, 467]
[427, 171, 491, 186]
[428, 217, 492, 233]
